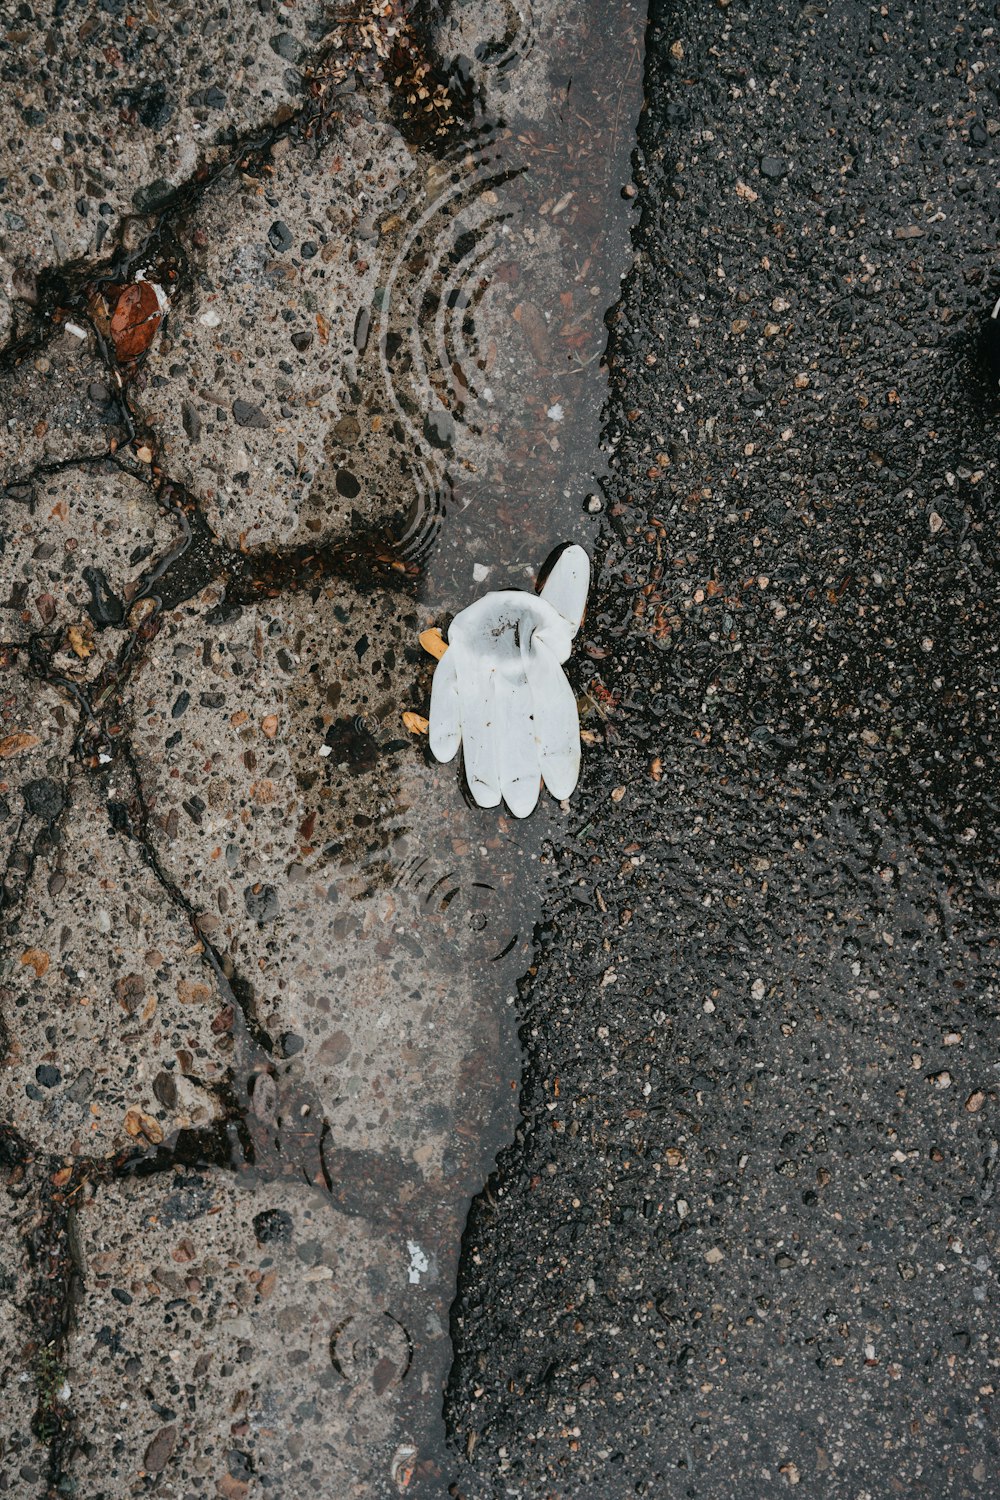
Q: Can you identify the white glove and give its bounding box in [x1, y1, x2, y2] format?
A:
[428, 545, 590, 817]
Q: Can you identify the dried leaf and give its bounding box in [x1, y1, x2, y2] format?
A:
[0, 732, 40, 758]
[513, 300, 550, 365]
[124, 1107, 164, 1144]
[108, 279, 165, 362]
[418, 627, 447, 660]
[402, 711, 429, 735]
[67, 624, 93, 658]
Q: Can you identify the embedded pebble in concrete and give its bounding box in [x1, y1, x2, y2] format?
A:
[0, 463, 178, 647]
[0, 778, 225, 1158]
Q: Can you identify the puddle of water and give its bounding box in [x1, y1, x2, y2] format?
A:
[355, 2, 647, 1487]
[0, 2, 644, 1494]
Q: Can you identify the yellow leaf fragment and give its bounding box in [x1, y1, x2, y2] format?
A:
[418, 627, 448, 660]
[67, 625, 93, 659]
[402, 712, 429, 736]
[124, 1108, 164, 1145]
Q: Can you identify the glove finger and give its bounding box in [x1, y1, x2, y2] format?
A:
[533, 614, 575, 665]
[497, 662, 542, 819]
[538, 545, 590, 634]
[461, 657, 502, 808]
[529, 641, 581, 801]
[428, 647, 461, 763]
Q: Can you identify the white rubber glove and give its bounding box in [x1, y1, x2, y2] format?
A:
[429, 545, 590, 817]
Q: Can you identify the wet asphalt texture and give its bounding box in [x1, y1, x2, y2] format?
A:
[447, 3, 999, 1498]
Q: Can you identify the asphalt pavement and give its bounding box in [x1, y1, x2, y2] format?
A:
[447, 2, 1000, 1495]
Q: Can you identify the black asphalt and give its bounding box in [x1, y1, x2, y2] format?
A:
[447, 2, 1000, 1495]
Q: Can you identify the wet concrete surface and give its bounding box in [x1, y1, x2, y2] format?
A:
[1, 2, 643, 1497]
[448, 1, 999, 1497]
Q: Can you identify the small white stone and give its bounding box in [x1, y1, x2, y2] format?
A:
[546, 403, 564, 422]
[199, 308, 222, 327]
[64, 322, 87, 340]
[407, 1240, 429, 1285]
[472, 562, 490, 582]
[750, 978, 766, 1000]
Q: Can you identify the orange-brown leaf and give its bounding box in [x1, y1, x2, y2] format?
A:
[124, 1107, 164, 1144]
[109, 281, 163, 362]
[0, 732, 40, 758]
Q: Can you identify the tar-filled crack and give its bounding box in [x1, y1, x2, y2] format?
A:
[131, 477, 422, 617]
